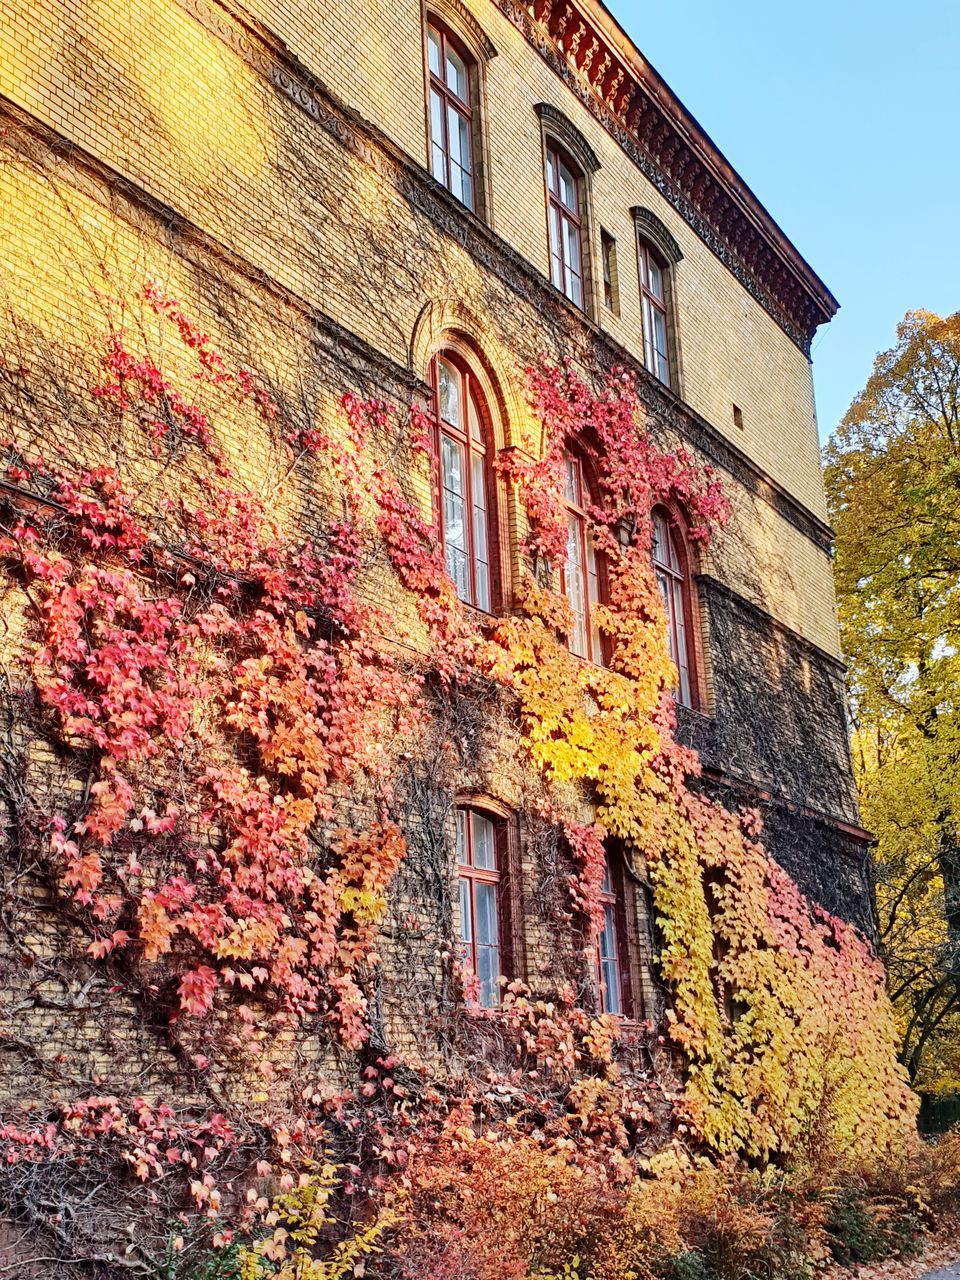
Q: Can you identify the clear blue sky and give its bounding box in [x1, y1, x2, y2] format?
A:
[610, 0, 960, 442]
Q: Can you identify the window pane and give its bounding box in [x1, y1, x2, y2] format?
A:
[477, 943, 501, 1008]
[602, 957, 622, 1015]
[672, 578, 691, 705]
[474, 880, 499, 945]
[438, 359, 460, 426]
[587, 537, 601, 662]
[447, 105, 469, 168]
[641, 297, 656, 376]
[471, 453, 490, 612]
[568, 267, 584, 309]
[450, 159, 473, 208]
[558, 159, 578, 212]
[546, 149, 557, 195]
[442, 434, 469, 598]
[446, 544, 469, 599]
[430, 90, 446, 181]
[566, 514, 588, 658]
[652, 512, 667, 568]
[600, 903, 622, 1015]
[563, 218, 581, 299]
[445, 44, 468, 101]
[653, 309, 669, 379]
[549, 205, 563, 287]
[442, 434, 465, 504]
[565, 455, 579, 504]
[471, 812, 496, 869]
[459, 876, 472, 943]
[601, 857, 613, 895]
[428, 27, 442, 76]
[456, 808, 467, 864]
[468, 389, 483, 445]
[648, 258, 664, 300]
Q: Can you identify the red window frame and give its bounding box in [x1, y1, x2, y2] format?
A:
[652, 506, 697, 707]
[426, 21, 475, 210]
[429, 352, 496, 613]
[595, 852, 634, 1018]
[638, 240, 672, 388]
[545, 142, 585, 309]
[456, 807, 503, 1008]
[560, 450, 604, 664]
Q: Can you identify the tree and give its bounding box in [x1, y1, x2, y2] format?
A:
[825, 309, 960, 1090]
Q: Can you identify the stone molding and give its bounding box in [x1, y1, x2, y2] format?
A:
[534, 101, 601, 173]
[631, 206, 683, 265]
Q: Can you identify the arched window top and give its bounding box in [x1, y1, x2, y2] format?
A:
[535, 102, 601, 176]
[434, 352, 486, 445]
[428, 350, 499, 612]
[652, 505, 699, 708]
[426, 2, 497, 64]
[652, 506, 686, 574]
[630, 206, 683, 265]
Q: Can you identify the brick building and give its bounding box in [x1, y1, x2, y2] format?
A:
[0, 0, 870, 1186]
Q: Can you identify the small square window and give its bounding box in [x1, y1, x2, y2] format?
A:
[733, 404, 744, 430]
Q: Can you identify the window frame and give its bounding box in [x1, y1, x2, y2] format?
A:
[630, 207, 684, 394]
[652, 504, 701, 709]
[560, 448, 606, 665]
[595, 850, 636, 1020]
[429, 350, 499, 614]
[454, 799, 523, 1006]
[425, 19, 477, 210]
[638, 239, 672, 388]
[456, 806, 502, 1007]
[545, 141, 586, 310]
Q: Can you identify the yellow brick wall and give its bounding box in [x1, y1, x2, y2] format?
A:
[226, 0, 830, 521]
[0, 0, 842, 660]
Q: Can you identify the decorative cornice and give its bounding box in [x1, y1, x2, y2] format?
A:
[534, 102, 600, 173]
[494, 0, 838, 353]
[631, 206, 682, 265]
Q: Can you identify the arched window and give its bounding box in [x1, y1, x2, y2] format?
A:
[596, 854, 624, 1016]
[652, 506, 697, 707]
[546, 143, 585, 308]
[638, 240, 672, 388]
[561, 450, 603, 662]
[430, 352, 494, 611]
[426, 20, 475, 209]
[456, 807, 502, 1007]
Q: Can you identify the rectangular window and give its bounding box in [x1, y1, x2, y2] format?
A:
[426, 22, 475, 211]
[597, 855, 628, 1017]
[638, 241, 672, 388]
[546, 143, 585, 309]
[457, 808, 503, 1007]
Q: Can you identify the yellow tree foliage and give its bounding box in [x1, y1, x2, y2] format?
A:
[825, 309, 960, 1091]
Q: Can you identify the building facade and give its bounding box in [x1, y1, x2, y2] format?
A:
[0, 0, 873, 1224]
